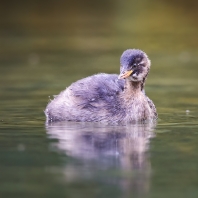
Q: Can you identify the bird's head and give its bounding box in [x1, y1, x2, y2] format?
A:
[118, 49, 151, 82]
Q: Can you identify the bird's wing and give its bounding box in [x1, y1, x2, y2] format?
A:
[69, 73, 124, 105]
[146, 96, 157, 118]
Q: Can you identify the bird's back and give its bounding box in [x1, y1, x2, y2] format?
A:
[45, 73, 125, 122]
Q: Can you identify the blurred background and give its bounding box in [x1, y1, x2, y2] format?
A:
[1, 0, 198, 114]
[1, 1, 198, 198]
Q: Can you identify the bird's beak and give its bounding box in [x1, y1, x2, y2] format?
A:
[118, 70, 133, 79]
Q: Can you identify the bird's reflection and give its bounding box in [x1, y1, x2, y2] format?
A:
[46, 121, 156, 196]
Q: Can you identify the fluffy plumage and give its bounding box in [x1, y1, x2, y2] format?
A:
[45, 49, 157, 123]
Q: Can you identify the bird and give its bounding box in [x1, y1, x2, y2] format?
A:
[45, 49, 157, 124]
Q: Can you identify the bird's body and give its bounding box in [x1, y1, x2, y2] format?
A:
[45, 49, 157, 124]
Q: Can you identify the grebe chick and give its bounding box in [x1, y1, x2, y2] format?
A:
[45, 49, 157, 123]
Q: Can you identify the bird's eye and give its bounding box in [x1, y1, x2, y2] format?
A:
[133, 63, 137, 67]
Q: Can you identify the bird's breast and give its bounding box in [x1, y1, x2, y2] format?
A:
[120, 93, 151, 122]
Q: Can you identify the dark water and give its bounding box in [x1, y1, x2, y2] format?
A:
[1, 0, 198, 197]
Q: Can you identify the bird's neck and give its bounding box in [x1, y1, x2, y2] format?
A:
[120, 80, 144, 106]
[124, 80, 142, 95]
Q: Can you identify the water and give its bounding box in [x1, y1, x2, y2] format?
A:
[1, 0, 198, 197]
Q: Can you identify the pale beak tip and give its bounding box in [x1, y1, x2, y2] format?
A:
[118, 75, 123, 79]
[118, 70, 133, 79]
